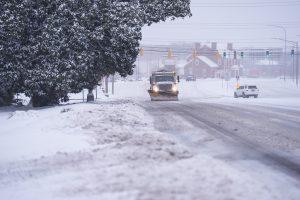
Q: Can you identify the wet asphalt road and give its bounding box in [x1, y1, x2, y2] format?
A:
[141, 100, 300, 179]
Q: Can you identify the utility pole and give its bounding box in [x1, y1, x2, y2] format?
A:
[147, 57, 150, 77]
[268, 25, 287, 81]
[136, 56, 140, 80]
[112, 75, 115, 95]
[292, 50, 295, 82]
[295, 35, 300, 87]
[296, 42, 299, 87]
[157, 56, 160, 70]
[226, 51, 230, 93]
[284, 29, 287, 81]
[82, 90, 85, 102]
[96, 85, 98, 99]
[272, 38, 299, 86]
[222, 51, 226, 89]
[105, 76, 109, 95]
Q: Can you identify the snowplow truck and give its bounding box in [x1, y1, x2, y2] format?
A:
[148, 70, 180, 101]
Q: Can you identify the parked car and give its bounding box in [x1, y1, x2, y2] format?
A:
[186, 75, 196, 82]
[234, 85, 259, 98]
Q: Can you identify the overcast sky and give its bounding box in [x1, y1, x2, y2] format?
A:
[141, 0, 300, 49]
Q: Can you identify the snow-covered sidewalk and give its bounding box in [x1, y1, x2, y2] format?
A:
[0, 100, 299, 200]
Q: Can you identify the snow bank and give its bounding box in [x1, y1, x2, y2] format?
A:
[0, 105, 89, 163]
[0, 100, 192, 199]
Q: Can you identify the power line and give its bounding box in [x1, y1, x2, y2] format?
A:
[142, 41, 270, 44]
[141, 36, 278, 41]
[191, 1, 300, 7]
[141, 38, 293, 44]
[155, 21, 300, 26]
[143, 25, 300, 30]
[153, 23, 300, 28]
[192, 1, 300, 4]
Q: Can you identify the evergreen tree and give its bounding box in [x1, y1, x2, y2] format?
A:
[0, 0, 67, 107]
[21, 0, 71, 107]
[0, 1, 27, 106]
[43, 0, 143, 101]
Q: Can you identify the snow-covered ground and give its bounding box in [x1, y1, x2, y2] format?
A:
[1, 78, 300, 199]
[1, 99, 300, 200]
[0, 106, 90, 163]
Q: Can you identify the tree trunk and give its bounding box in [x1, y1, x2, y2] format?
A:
[0, 97, 4, 107]
[0, 91, 14, 107]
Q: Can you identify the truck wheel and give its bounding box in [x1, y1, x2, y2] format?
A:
[254, 95, 258, 98]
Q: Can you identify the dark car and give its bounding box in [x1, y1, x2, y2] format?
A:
[186, 75, 196, 82]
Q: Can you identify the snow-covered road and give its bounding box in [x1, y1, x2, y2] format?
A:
[142, 100, 300, 175]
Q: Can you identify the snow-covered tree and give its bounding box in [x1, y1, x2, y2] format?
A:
[0, 1, 27, 106]
[139, 0, 192, 25]
[41, 0, 143, 101]
[21, 1, 73, 107]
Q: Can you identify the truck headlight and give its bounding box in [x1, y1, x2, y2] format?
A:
[172, 84, 178, 92]
[153, 85, 159, 93]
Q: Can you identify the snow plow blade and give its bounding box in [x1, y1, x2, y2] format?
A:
[148, 91, 179, 101]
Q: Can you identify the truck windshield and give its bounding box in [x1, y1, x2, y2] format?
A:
[155, 76, 174, 82]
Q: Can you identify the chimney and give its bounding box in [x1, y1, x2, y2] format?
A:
[227, 43, 233, 51]
[211, 42, 217, 51]
[195, 42, 201, 52]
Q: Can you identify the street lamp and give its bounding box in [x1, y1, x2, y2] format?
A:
[272, 38, 299, 87]
[267, 25, 287, 81]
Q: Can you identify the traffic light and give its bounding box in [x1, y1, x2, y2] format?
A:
[234, 51, 237, 60]
[291, 49, 295, 56]
[266, 50, 270, 57]
[240, 52, 244, 58]
[223, 52, 227, 58]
